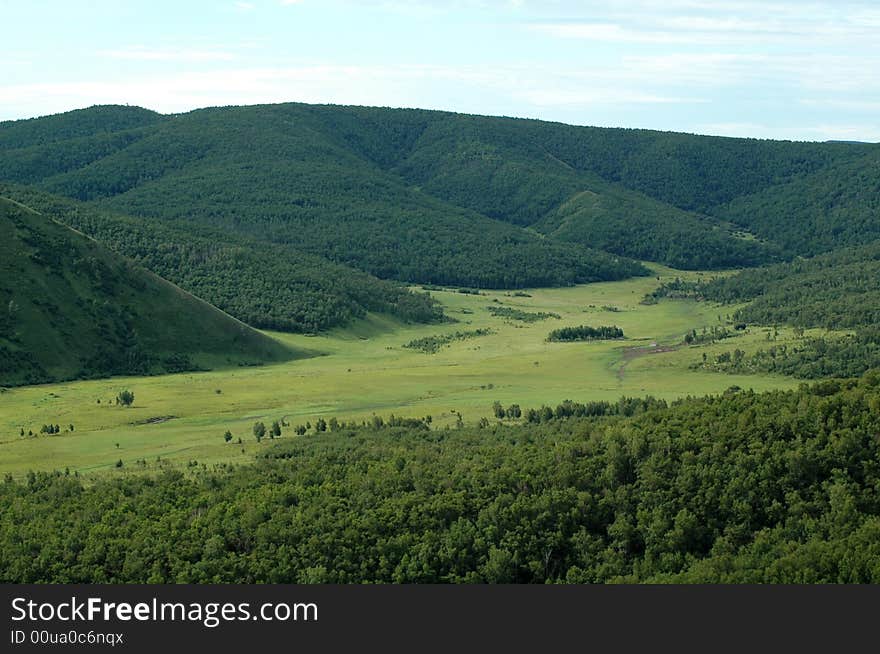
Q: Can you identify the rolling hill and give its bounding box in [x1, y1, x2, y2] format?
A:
[0, 197, 296, 387]
[2, 102, 879, 336]
[3, 103, 878, 280]
[0, 105, 650, 288]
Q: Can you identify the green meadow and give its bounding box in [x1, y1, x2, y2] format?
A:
[0, 266, 804, 477]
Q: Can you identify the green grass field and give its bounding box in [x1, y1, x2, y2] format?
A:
[0, 266, 805, 477]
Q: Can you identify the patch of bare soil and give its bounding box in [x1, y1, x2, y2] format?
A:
[617, 344, 679, 381]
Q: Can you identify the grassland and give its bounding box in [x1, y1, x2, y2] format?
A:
[0, 265, 805, 477]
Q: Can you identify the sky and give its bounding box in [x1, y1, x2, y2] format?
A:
[2, 0, 879, 141]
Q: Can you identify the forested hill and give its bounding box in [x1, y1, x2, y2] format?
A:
[0, 184, 444, 333]
[0, 105, 162, 150]
[646, 243, 880, 380]
[3, 102, 878, 283]
[0, 105, 650, 288]
[0, 197, 296, 387]
[713, 148, 880, 255]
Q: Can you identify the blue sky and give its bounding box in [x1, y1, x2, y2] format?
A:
[2, 0, 879, 141]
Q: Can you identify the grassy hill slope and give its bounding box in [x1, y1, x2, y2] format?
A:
[0, 197, 295, 386]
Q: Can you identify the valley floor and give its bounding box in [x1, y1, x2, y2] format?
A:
[0, 265, 806, 477]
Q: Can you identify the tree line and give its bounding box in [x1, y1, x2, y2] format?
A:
[3, 372, 879, 583]
[547, 325, 624, 341]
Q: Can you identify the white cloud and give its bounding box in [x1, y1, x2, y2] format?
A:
[529, 1, 880, 46]
[514, 88, 707, 106]
[654, 16, 791, 33]
[800, 98, 880, 112]
[99, 46, 236, 62]
[2, 65, 876, 141]
[1, 58, 875, 121]
[5, 0, 880, 143]
[529, 19, 877, 46]
[0, 66, 458, 119]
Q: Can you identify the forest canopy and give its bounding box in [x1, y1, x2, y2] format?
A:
[2, 373, 879, 583]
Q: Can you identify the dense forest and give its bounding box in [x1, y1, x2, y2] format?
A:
[0, 197, 295, 386]
[0, 105, 650, 288]
[0, 185, 443, 332]
[715, 149, 880, 256]
[6, 102, 877, 285]
[3, 374, 879, 583]
[285, 105, 878, 262]
[533, 188, 775, 270]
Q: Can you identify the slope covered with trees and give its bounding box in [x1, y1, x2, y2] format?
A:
[13, 103, 877, 280]
[648, 243, 880, 379]
[714, 149, 880, 256]
[0, 105, 650, 288]
[650, 242, 880, 331]
[0, 197, 295, 386]
[533, 188, 772, 269]
[0, 105, 162, 151]
[3, 101, 878, 337]
[5, 102, 877, 278]
[2, 374, 879, 583]
[0, 184, 443, 332]
[367, 109, 873, 262]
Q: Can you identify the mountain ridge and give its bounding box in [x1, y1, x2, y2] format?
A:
[13, 102, 862, 283]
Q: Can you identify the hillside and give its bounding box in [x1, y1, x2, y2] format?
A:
[0, 105, 162, 151]
[714, 149, 880, 255]
[646, 243, 880, 379]
[381, 111, 878, 262]
[2, 101, 878, 285]
[649, 242, 880, 331]
[0, 197, 295, 386]
[532, 188, 771, 269]
[0, 184, 443, 332]
[0, 105, 650, 288]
